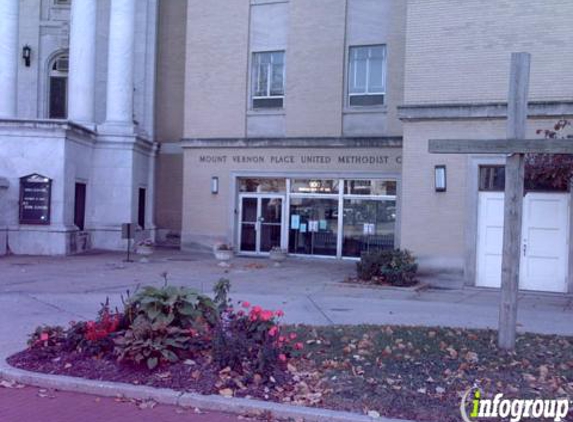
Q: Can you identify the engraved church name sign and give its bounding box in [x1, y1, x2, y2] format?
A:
[197, 154, 402, 166]
[19, 174, 52, 225]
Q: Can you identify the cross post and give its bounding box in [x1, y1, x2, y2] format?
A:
[498, 52, 530, 350]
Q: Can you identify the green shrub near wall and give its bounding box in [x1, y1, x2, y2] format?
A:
[356, 249, 418, 286]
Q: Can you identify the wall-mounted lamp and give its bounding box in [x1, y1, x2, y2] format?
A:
[22, 45, 32, 67]
[211, 176, 219, 194]
[434, 165, 447, 192]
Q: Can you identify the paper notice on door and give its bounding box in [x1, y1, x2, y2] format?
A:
[363, 223, 376, 235]
[300, 223, 307, 233]
[291, 215, 300, 229]
[319, 220, 327, 230]
[309, 220, 319, 232]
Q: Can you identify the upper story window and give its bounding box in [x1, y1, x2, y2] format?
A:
[54, 0, 71, 6]
[348, 45, 387, 107]
[251, 51, 285, 109]
[48, 54, 69, 119]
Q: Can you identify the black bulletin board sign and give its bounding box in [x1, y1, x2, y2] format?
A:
[19, 174, 52, 225]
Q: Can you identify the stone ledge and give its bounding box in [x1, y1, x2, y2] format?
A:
[181, 137, 403, 149]
[0, 360, 413, 422]
[398, 100, 573, 121]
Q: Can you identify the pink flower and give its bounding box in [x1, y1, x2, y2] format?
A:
[278, 354, 287, 362]
[275, 310, 284, 317]
[289, 333, 297, 340]
[294, 342, 304, 350]
[278, 336, 286, 343]
[40, 333, 49, 342]
[252, 306, 262, 314]
[242, 301, 251, 308]
[260, 310, 274, 322]
[268, 326, 279, 337]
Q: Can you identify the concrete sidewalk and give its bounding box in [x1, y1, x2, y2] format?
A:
[1, 249, 572, 362]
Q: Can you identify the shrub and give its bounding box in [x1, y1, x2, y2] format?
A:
[28, 325, 66, 349]
[114, 316, 191, 370]
[212, 303, 300, 378]
[356, 249, 418, 286]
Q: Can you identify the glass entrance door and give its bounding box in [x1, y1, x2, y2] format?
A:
[239, 195, 284, 254]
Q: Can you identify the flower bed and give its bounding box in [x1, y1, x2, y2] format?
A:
[8, 281, 573, 422]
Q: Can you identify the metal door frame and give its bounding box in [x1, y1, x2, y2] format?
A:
[237, 193, 285, 255]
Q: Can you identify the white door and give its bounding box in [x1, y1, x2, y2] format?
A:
[476, 192, 570, 292]
[476, 192, 505, 288]
[520, 193, 569, 292]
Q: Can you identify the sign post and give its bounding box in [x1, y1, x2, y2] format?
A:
[121, 223, 135, 262]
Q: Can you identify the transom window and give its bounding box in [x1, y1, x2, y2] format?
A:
[251, 51, 285, 109]
[348, 45, 387, 107]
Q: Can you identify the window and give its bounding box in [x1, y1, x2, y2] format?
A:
[48, 54, 69, 119]
[54, 0, 71, 5]
[252, 51, 285, 109]
[348, 45, 386, 107]
[74, 183, 86, 231]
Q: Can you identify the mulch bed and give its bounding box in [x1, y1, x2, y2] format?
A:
[344, 276, 423, 290]
[8, 325, 573, 422]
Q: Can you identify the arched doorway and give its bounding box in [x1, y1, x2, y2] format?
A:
[48, 54, 69, 119]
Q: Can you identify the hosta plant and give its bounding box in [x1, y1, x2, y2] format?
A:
[114, 315, 190, 370]
[124, 285, 218, 333]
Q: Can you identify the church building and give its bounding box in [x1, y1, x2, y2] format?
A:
[1, 0, 572, 294]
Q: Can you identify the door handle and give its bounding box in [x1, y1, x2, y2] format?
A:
[523, 241, 527, 257]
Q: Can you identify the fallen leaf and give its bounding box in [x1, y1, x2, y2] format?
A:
[368, 410, 381, 418]
[219, 388, 234, 397]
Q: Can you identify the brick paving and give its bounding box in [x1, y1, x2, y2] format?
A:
[0, 386, 245, 422]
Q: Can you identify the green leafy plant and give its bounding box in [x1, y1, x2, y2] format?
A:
[114, 316, 190, 370]
[213, 278, 231, 312]
[124, 285, 218, 331]
[357, 249, 418, 286]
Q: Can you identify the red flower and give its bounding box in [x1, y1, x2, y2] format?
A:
[237, 310, 245, 316]
[260, 310, 273, 322]
[242, 301, 251, 308]
[278, 354, 287, 362]
[268, 326, 279, 337]
[278, 336, 286, 343]
[275, 310, 284, 317]
[294, 342, 304, 350]
[252, 306, 262, 314]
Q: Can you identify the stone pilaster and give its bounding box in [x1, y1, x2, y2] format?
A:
[102, 0, 136, 132]
[0, 0, 19, 118]
[68, 0, 97, 125]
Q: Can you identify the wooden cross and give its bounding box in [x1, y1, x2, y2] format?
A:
[429, 52, 573, 350]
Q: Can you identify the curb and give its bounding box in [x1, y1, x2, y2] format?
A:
[0, 360, 411, 422]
